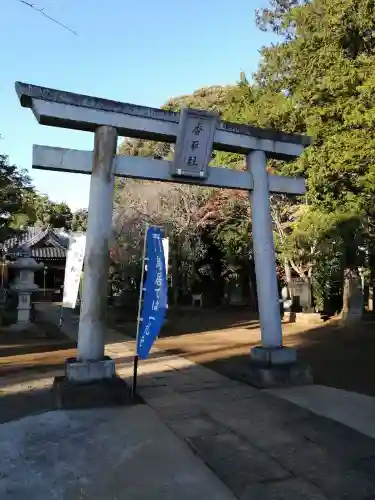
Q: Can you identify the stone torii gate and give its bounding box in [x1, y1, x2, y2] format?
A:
[16, 82, 312, 404]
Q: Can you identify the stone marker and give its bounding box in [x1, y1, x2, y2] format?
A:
[8, 253, 43, 330]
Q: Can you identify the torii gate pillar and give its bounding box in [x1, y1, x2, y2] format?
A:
[246, 150, 312, 386]
[248, 150, 284, 351]
[72, 126, 118, 376]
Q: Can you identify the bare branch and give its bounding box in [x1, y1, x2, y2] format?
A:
[289, 258, 306, 279]
[15, 0, 78, 35]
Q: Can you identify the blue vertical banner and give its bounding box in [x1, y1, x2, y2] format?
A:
[137, 227, 168, 359]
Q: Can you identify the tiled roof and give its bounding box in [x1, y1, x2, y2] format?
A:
[1, 227, 69, 261]
[10, 247, 67, 260]
[2, 226, 41, 250]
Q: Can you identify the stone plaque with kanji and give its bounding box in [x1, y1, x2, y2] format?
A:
[171, 107, 218, 179]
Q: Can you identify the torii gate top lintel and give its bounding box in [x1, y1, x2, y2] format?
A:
[15, 81, 311, 160]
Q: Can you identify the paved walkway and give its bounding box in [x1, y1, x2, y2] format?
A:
[0, 405, 235, 500]
[3, 303, 375, 500]
[268, 385, 375, 440]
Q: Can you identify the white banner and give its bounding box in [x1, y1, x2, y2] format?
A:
[145, 237, 169, 276]
[162, 237, 169, 276]
[62, 233, 86, 309]
[162, 237, 169, 308]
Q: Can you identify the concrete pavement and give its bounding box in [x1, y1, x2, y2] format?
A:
[3, 303, 374, 500]
[268, 384, 375, 440]
[0, 405, 236, 500]
[128, 359, 375, 500]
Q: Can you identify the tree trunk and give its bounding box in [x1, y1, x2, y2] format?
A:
[171, 245, 179, 305]
[342, 272, 350, 317]
[284, 260, 293, 300]
[369, 252, 375, 315]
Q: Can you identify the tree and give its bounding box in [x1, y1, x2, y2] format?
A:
[118, 85, 235, 161]
[251, 0, 375, 316]
[206, 189, 256, 305]
[0, 154, 33, 241]
[19, 193, 73, 230]
[110, 0, 375, 317]
[113, 178, 207, 303]
[48, 202, 73, 229]
[71, 209, 88, 232]
[255, 0, 308, 35]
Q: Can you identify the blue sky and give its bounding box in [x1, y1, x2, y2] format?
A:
[1, 0, 275, 210]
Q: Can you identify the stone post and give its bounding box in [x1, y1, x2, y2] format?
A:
[77, 126, 117, 363]
[64, 126, 120, 384]
[245, 150, 311, 385]
[247, 150, 283, 350]
[54, 126, 129, 408]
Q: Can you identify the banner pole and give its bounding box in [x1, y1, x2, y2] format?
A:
[59, 304, 64, 329]
[132, 223, 149, 403]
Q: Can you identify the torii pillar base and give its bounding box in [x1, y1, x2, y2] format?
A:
[52, 357, 132, 410]
[245, 346, 313, 389]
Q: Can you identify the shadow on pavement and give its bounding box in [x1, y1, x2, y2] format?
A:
[0, 386, 55, 424]
[112, 306, 260, 339]
[158, 318, 375, 397]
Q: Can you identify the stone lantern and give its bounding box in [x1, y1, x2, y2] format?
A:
[8, 253, 43, 328]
